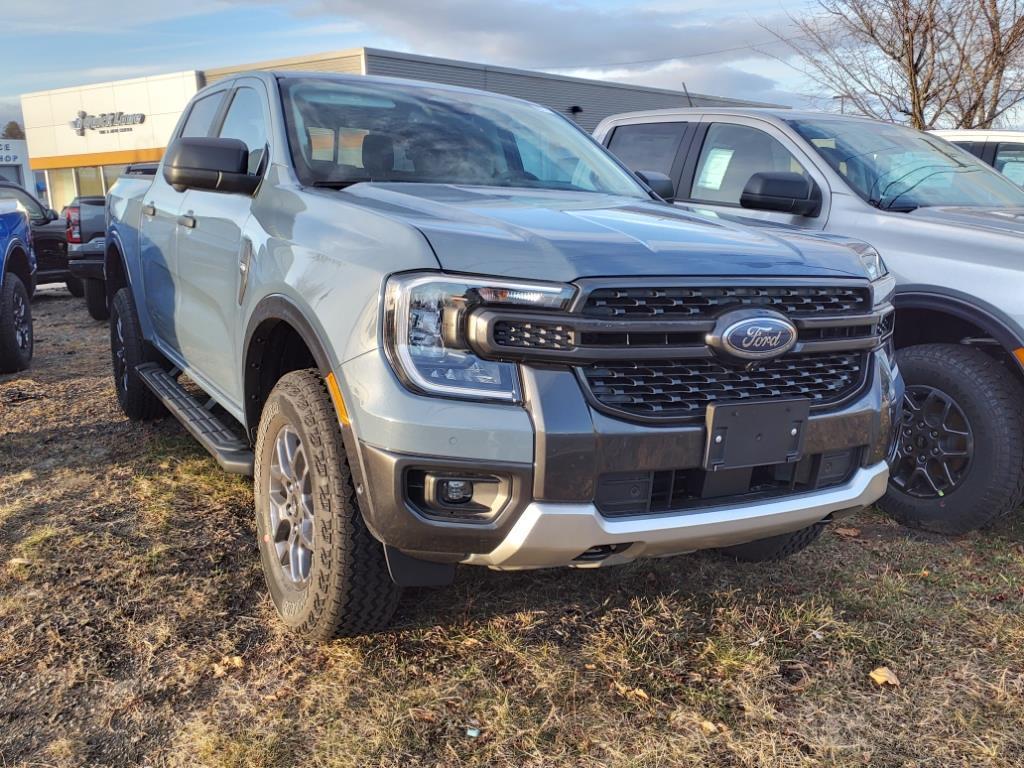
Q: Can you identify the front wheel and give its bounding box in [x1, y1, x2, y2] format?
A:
[83, 279, 109, 321]
[0, 274, 33, 373]
[879, 344, 1024, 534]
[254, 369, 401, 639]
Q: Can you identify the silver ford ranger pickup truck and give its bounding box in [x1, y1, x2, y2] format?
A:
[105, 72, 901, 638]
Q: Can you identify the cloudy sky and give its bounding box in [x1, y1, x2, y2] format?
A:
[0, 0, 821, 127]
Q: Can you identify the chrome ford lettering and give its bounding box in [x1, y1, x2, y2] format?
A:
[709, 312, 798, 360]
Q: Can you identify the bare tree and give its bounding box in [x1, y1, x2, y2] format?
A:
[775, 0, 1024, 129]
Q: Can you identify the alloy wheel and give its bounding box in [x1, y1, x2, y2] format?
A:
[889, 385, 973, 498]
[113, 314, 129, 393]
[268, 425, 315, 585]
[12, 289, 29, 351]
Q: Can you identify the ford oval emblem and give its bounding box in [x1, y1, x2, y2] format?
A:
[713, 313, 798, 360]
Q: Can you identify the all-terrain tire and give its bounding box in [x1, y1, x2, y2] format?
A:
[109, 288, 165, 420]
[254, 369, 401, 639]
[83, 278, 109, 321]
[66, 277, 84, 297]
[879, 343, 1024, 534]
[0, 274, 33, 373]
[719, 522, 826, 562]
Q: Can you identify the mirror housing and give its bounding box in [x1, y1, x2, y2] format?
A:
[45, 208, 59, 223]
[162, 137, 259, 195]
[740, 172, 821, 217]
[635, 169, 676, 203]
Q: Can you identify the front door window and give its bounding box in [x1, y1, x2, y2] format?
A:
[690, 123, 808, 205]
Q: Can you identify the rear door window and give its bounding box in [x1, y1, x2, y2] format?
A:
[951, 140, 985, 159]
[689, 123, 808, 205]
[606, 122, 688, 177]
[994, 142, 1024, 185]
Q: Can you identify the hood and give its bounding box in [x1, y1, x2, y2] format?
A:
[909, 205, 1024, 236]
[338, 184, 869, 282]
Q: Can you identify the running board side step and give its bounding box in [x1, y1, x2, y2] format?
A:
[135, 363, 255, 475]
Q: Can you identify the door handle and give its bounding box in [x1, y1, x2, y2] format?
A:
[142, 203, 156, 216]
[177, 214, 197, 229]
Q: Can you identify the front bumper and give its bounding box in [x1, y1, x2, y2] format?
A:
[342, 346, 901, 569]
[463, 461, 888, 569]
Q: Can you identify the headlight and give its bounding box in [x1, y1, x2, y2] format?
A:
[855, 245, 888, 281]
[850, 244, 895, 307]
[384, 273, 575, 402]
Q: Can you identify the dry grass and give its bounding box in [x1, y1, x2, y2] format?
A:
[2, 290, 1024, 767]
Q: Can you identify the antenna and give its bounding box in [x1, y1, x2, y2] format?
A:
[681, 81, 694, 108]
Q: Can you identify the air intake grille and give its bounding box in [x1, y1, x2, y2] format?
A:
[583, 285, 870, 319]
[493, 319, 572, 350]
[582, 352, 865, 420]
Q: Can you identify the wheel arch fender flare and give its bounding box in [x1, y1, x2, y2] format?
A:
[2, 237, 33, 288]
[894, 284, 1024, 354]
[242, 293, 337, 429]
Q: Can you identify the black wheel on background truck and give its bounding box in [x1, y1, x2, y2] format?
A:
[880, 343, 1024, 534]
[719, 521, 825, 562]
[65, 277, 84, 297]
[109, 288, 165, 420]
[254, 369, 401, 639]
[83, 278, 109, 321]
[0, 274, 33, 373]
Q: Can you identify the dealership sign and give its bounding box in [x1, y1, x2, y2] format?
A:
[0, 141, 22, 165]
[69, 110, 146, 136]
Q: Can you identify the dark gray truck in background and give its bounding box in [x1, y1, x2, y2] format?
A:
[104, 72, 902, 638]
[66, 195, 109, 319]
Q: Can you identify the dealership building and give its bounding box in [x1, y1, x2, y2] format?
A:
[20, 47, 772, 210]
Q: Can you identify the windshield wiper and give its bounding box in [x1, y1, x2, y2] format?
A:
[312, 178, 373, 189]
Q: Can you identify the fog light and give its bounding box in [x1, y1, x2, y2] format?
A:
[439, 479, 473, 504]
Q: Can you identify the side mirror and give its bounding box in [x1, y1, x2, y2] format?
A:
[45, 208, 59, 222]
[635, 169, 676, 203]
[740, 172, 821, 217]
[163, 137, 259, 195]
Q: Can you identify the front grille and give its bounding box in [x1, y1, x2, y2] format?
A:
[595, 448, 861, 517]
[582, 352, 865, 420]
[583, 285, 870, 319]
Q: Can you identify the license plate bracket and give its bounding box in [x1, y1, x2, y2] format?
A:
[704, 399, 810, 471]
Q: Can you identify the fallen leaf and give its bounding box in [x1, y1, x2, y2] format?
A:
[7, 558, 30, 567]
[583, 663, 596, 671]
[700, 720, 719, 734]
[461, 638, 481, 648]
[409, 708, 437, 723]
[869, 666, 900, 687]
[834, 527, 861, 538]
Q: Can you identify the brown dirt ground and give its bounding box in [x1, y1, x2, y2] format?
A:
[2, 290, 1024, 767]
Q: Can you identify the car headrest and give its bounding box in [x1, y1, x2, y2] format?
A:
[362, 134, 395, 177]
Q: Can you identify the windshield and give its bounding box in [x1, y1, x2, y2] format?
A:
[788, 117, 1024, 210]
[279, 77, 647, 197]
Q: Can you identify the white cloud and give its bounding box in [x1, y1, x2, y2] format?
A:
[1, 0, 239, 33]
[256, 0, 805, 102]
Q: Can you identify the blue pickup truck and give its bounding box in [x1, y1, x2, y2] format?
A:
[106, 71, 901, 638]
[0, 199, 34, 372]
